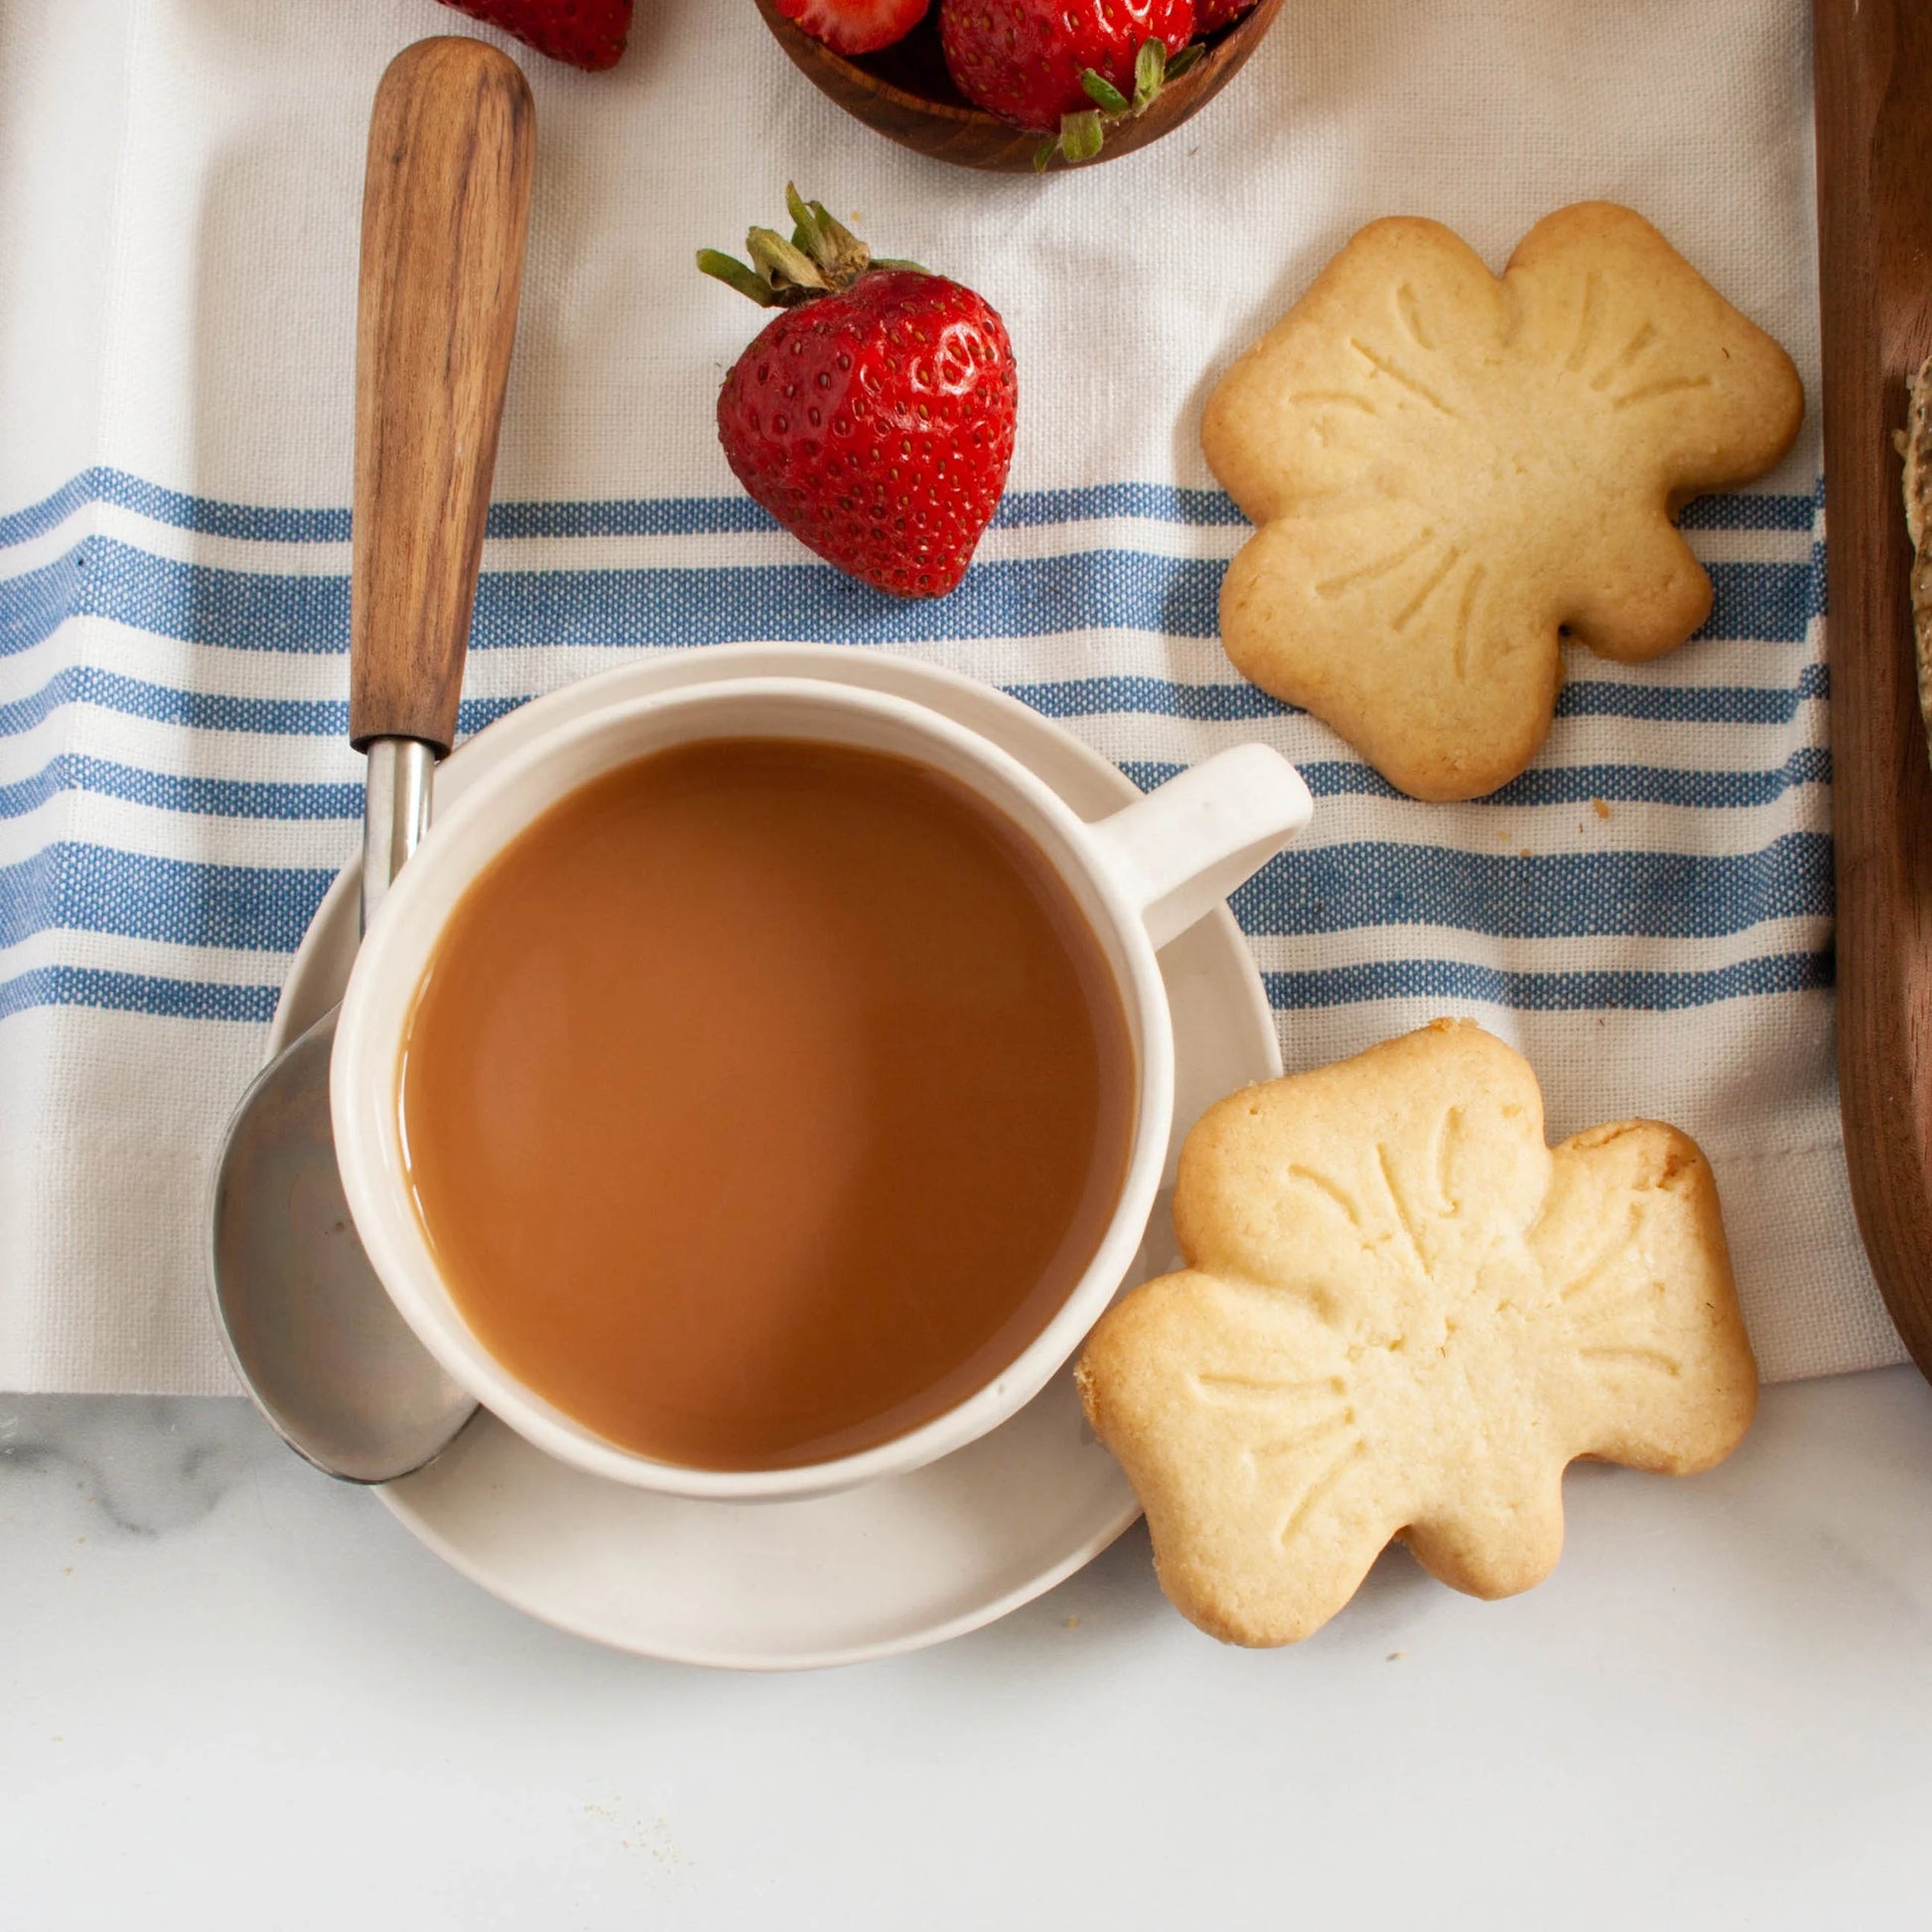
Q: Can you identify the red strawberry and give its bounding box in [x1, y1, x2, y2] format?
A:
[938, 0, 1197, 164]
[774, 0, 929, 56]
[1194, 0, 1254, 26]
[700, 191, 1016, 600]
[435, 0, 630, 71]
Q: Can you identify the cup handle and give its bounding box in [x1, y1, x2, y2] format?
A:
[1084, 744, 1313, 950]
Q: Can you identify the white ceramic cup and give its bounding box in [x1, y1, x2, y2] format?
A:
[332, 677, 1311, 1501]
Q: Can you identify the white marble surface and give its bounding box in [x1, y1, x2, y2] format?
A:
[3, 1371, 1930, 1928]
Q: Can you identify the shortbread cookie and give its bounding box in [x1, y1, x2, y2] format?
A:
[1200, 204, 1804, 800]
[1075, 1020, 1757, 1647]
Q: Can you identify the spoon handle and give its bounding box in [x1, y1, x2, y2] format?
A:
[348, 37, 534, 756]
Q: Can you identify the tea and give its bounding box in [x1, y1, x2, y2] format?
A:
[397, 736, 1136, 1470]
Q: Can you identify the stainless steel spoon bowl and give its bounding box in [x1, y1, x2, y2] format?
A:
[210, 742, 474, 1481]
[207, 39, 534, 1483]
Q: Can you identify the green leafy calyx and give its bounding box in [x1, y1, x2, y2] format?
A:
[1038, 37, 1207, 172]
[696, 186, 926, 308]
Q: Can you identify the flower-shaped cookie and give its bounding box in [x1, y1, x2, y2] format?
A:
[1200, 204, 1805, 800]
[1075, 1020, 1758, 1646]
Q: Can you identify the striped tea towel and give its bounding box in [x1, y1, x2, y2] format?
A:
[0, 0, 1903, 1392]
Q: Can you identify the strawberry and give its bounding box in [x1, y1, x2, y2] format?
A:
[774, 0, 929, 56]
[435, 0, 630, 71]
[699, 190, 1017, 600]
[1194, 0, 1255, 25]
[938, 0, 1199, 165]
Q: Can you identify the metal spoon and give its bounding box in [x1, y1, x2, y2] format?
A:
[208, 38, 535, 1482]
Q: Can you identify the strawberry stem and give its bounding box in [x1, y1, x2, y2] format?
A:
[1132, 39, 1166, 107]
[696, 248, 779, 307]
[747, 226, 829, 292]
[1058, 109, 1106, 163]
[785, 185, 828, 261]
[1042, 38, 1204, 171]
[698, 190, 928, 306]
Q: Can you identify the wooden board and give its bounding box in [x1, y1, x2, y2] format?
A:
[1813, 0, 1932, 1377]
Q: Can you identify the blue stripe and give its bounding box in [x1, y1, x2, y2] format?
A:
[486, 496, 767, 539]
[1485, 746, 1832, 805]
[0, 754, 361, 823]
[1, 536, 1221, 652]
[1676, 487, 1820, 533]
[0, 465, 1819, 550]
[1264, 949, 1833, 1012]
[0, 743, 1834, 833]
[1231, 832, 1831, 938]
[0, 828, 1829, 957]
[1699, 560, 1820, 638]
[0, 736, 1828, 837]
[0, 654, 1827, 753]
[1, 539, 345, 657]
[1123, 746, 1831, 808]
[0, 471, 1249, 547]
[0, 658, 1826, 749]
[0, 948, 1832, 1028]
[1559, 659, 1828, 722]
[1014, 675, 1294, 722]
[0, 963, 279, 1026]
[0, 844, 333, 952]
[1, 550, 88, 657]
[992, 483, 1244, 530]
[1016, 667, 1828, 729]
[0, 471, 349, 548]
[0, 473, 96, 548]
[0, 534, 1820, 664]
[0, 665, 524, 741]
[493, 482, 1251, 537]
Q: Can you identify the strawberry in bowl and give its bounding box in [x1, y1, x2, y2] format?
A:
[752, 0, 1284, 173]
[772, 0, 930, 55]
[699, 190, 1017, 599]
[939, 0, 1201, 165]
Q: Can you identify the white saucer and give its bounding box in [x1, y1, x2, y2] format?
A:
[271, 643, 1283, 1668]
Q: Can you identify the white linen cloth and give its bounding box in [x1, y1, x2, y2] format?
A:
[0, 0, 1897, 1393]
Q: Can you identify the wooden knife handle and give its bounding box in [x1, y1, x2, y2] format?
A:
[349, 37, 534, 754]
[1814, 0, 1932, 1377]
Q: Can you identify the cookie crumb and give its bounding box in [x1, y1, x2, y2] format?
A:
[1592, 797, 1612, 819]
[1063, 1615, 1081, 1631]
[1387, 1651, 1405, 1662]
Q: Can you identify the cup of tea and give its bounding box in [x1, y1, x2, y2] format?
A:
[332, 676, 1311, 1500]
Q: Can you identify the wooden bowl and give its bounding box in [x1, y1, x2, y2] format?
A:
[752, 0, 1289, 174]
